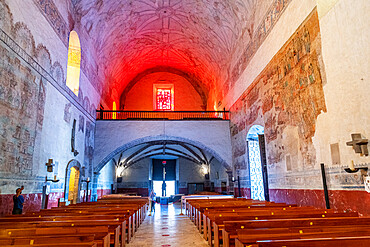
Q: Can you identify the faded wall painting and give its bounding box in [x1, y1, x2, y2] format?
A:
[231, 10, 326, 188]
[0, 44, 46, 176]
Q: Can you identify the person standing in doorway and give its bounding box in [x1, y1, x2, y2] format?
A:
[12, 187, 24, 215]
[162, 181, 166, 197]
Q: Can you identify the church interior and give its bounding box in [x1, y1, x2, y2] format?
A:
[0, 0, 369, 246]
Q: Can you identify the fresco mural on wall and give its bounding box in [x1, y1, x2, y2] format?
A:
[0, 43, 46, 176]
[0, 0, 97, 214]
[231, 10, 326, 186]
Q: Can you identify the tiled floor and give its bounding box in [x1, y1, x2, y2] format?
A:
[127, 202, 209, 247]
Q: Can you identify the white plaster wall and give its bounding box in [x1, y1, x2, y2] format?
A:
[225, 0, 317, 107]
[313, 0, 370, 178]
[97, 159, 114, 190]
[178, 158, 206, 186]
[5, 0, 100, 110]
[209, 158, 229, 188]
[39, 83, 86, 180]
[118, 159, 150, 184]
[0, 0, 101, 195]
[6, 0, 67, 68]
[94, 120, 232, 169]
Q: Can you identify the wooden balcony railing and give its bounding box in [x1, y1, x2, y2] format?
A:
[96, 110, 229, 120]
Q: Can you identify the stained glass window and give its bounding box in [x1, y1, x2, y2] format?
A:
[156, 89, 172, 110]
[248, 140, 265, 201]
[154, 84, 174, 111]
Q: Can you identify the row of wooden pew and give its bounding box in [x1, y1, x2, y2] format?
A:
[185, 197, 370, 247]
[0, 195, 148, 247]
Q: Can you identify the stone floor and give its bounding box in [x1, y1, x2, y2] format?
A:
[127, 202, 209, 247]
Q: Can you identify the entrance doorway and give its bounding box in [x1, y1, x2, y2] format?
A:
[247, 125, 269, 201]
[68, 166, 80, 204]
[152, 159, 176, 197]
[64, 159, 81, 205]
[153, 180, 175, 197]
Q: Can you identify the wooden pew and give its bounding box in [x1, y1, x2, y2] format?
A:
[222, 216, 370, 247]
[235, 226, 370, 246]
[0, 219, 122, 247]
[204, 207, 336, 246]
[220, 212, 359, 247]
[255, 236, 370, 247]
[30, 206, 132, 243]
[192, 199, 295, 234]
[0, 234, 96, 245]
[202, 205, 320, 241]
[1, 243, 97, 247]
[0, 195, 148, 247]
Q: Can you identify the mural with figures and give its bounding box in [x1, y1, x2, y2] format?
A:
[231, 9, 327, 199]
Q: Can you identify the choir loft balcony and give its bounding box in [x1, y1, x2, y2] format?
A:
[96, 110, 230, 121]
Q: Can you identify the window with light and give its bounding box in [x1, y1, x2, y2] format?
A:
[153, 84, 174, 111]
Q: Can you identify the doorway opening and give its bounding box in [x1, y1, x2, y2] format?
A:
[153, 180, 175, 197]
[247, 125, 269, 201]
[68, 166, 80, 204]
[152, 159, 177, 197]
[64, 159, 81, 205]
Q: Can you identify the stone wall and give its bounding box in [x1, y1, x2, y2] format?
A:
[230, 2, 370, 215]
[0, 0, 99, 215]
[123, 72, 205, 111]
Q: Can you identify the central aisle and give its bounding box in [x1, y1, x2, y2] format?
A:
[127, 202, 209, 247]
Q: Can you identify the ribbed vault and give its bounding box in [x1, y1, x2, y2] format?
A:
[72, 0, 259, 106]
[112, 140, 216, 176]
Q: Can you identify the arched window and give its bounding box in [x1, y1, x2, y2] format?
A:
[112, 101, 117, 119]
[66, 31, 81, 96]
[246, 125, 269, 201]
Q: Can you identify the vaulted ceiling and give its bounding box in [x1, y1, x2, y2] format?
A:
[112, 140, 217, 176]
[72, 0, 260, 107]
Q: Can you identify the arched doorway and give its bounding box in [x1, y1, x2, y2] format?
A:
[64, 159, 82, 204]
[247, 125, 269, 201]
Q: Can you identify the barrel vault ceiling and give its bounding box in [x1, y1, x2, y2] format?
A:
[71, 0, 263, 105]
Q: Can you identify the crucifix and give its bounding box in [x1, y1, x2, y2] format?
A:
[346, 133, 368, 156]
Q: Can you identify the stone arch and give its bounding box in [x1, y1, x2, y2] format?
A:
[78, 89, 84, 102]
[119, 66, 209, 110]
[36, 44, 52, 73]
[64, 159, 82, 204]
[246, 124, 269, 201]
[90, 104, 96, 116]
[83, 96, 90, 111]
[12, 22, 36, 56]
[0, 0, 13, 34]
[51, 61, 65, 86]
[94, 135, 231, 174]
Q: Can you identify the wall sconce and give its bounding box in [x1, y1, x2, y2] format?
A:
[45, 159, 59, 182]
[344, 160, 368, 174]
[344, 161, 369, 191]
[45, 175, 59, 183]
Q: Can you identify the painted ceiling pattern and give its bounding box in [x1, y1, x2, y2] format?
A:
[71, 0, 289, 105]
